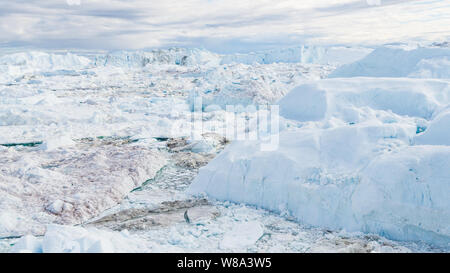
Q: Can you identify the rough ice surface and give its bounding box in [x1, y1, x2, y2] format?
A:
[93, 48, 222, 68]
[7, 131, 434, 253]
[1, 45, 449, 252]
[0, 46, 337, 250]
[221, 46, 372, 66]
[0, 51, 92, 84]
[189, 56, 450, 248]
[10, 224, 145, 253]
[0, 141, 166, 237]
[10, 158, 435, 253]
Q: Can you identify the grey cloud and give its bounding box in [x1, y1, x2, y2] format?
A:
[0, 0, 448, 52]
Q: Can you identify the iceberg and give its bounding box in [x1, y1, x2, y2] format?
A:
[189, 78, 450, 247]
[329, 47, 450, 78]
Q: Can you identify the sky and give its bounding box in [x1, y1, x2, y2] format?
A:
[0, 0, 449, 53]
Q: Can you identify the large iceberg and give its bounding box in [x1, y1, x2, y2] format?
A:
[188, 78, 450, 247]
[329, 46, 450, 78]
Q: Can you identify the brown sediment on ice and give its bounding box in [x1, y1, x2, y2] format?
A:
[85, 198, 220, 231]
[0, 140, 167, 236]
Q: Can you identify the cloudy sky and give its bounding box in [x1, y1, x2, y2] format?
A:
[0, 0, 449, 53]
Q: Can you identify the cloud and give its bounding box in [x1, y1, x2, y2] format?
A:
[0, 0, 449, 52]
[66, 0, 81, 6]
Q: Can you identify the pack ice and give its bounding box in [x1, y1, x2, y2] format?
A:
[189, 47, 450, 247]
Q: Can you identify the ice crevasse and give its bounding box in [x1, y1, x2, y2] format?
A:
[188, 77, 450, 247]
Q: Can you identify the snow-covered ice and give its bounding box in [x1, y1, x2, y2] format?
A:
[415, 109, 450, 145]
[189, 47, 450, 248]
[1, 44, 450, 252]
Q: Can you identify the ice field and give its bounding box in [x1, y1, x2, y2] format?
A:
[0, 44, 449, 252]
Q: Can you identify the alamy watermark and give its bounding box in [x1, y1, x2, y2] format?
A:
[169, 96, 280, 151]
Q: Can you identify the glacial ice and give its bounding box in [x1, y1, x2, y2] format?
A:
[2, 44, 450, 251]
[0, 51, 92, 84]
[415, 109, 450, 146]
[278, 78, 450, 122]
[0, 46, 336, 240]
[189, 76, 450, 247]
[220, 221, 264, 249]
[330, 46, 450, 78]
[221, 46, 372, 66]
[93, 48, 222, 68]
[10, 224, 144, 253]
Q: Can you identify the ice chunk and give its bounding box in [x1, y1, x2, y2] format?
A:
[41, 135, 76, 151]
[190, 140, 215, 154]
[9, 225, 143, 253]
[220, 221, 264, 249]
[10, 235, 43, 253]
[415, 109, 450, 145]
[46, 200, 65, 215]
